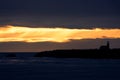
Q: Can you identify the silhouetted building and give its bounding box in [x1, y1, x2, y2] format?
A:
[99, 41, 110, 50]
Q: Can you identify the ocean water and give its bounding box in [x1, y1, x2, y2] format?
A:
[0, 53, 120, 80]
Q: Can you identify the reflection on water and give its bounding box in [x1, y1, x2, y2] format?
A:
[0, 57, 120, 80]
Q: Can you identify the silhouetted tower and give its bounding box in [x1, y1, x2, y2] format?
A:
[99, 41, 110, 50]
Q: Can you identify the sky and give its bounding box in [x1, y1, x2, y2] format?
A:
[0, 0, 120, 52]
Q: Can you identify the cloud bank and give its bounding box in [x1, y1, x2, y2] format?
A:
[0, 25, 120, 43]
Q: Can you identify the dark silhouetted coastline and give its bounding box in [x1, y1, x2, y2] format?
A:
[35, 42, 120, 59]
[34, 48, 120, 59]
[6, 53, 16, 58]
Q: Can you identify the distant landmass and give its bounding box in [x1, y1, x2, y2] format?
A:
[35, 41, 120, 59]
[34, 49, 120, 59]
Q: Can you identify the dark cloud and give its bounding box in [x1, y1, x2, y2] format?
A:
[0, 0, 120, 16]
[0, 0, 120, 28]
[0, 15, 120, 28]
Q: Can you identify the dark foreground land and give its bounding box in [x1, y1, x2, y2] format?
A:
[35, 49, 120, 59]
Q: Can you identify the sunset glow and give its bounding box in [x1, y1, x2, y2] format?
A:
[0, 25, 120, 43]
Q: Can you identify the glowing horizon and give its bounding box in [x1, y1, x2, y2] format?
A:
[0, 25, 120, 43]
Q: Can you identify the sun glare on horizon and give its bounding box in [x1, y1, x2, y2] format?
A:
[0, 25, 120, 43]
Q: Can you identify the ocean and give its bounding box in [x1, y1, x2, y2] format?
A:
[0, 53, 120, 80]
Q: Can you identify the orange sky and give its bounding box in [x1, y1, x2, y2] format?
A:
[0, 25, 120, 43]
